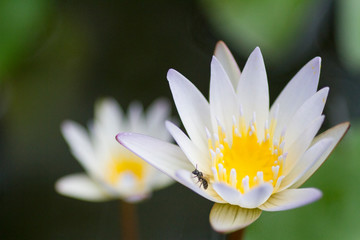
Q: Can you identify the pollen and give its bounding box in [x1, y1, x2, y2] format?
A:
[208, 110, 286, 194]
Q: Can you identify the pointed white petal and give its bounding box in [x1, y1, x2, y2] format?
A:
[285, 87, 329, 147]
[145, 98, 171, 141]
[116, 132, 193, 179]
[214, 41, 241, 89]
[210, 203, 262, 233]
[212, 182, 273, 208]
[212, 183, 242, 205]
[270, 57, 321, 139]
[237, 47, 269, 140]
[90, 119, 115, 163]
[175, 170, 225, 203]
[95, 98, 124, 134]
[167, 69, 211, 152]
[146, 98, 170, 125]
[240, 183, 273, 208]
[291, 122, 350, 188]
[55, 173, 110, 202]
[128, 101, 145, 132]
[61, 121, 97, 174]
[284, 115, 324, 175]
[166, 121, 210, 174]
[259, 188, 322, 211]
[210, 56, 239, 140]
[279, 138, 333, 191]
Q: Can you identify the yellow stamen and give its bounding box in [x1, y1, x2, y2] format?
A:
[209, 115, 285, 194]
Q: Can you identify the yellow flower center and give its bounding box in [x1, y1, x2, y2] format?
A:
[208, 113, 286, 194]
[106, 154, 146, 186]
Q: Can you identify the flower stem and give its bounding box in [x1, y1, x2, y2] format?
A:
[226, 228, 245, 240]
[120, 201, 139, 240]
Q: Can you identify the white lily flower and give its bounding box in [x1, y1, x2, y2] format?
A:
[116, 42, 349, 232]
[56, 98, 174, 203]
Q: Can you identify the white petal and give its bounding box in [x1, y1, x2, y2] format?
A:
[145, 98, 171, 141]
[279, 138, 333, 191]
[61, 121, 97, 174]
[128, 101, 145, 132]
[212, 183, 242, 205]
[259, 188, 322, 211]
[146, 98, 170, 125]
[90, 119, 115, 163]
[237, 47, 269, 140]
[55, 173, 110, 202]
[290, 122, 350, 188]
[116, 132, 193, 179]
[167, 69, 212, 153]
[240, 183, 273, 208]
[284, 115, 324, 175]
[212, 182, 273, 208]
[166, 121, 210, 174]
[270, 57, 321, 139]
[210, 56, 239, 141]
[210, 203, 262, 233]
[214, 41, 241, 89]
[175, 170, 225, 203]
[285, 87, 329, 147]
[94, 98, 124, 134]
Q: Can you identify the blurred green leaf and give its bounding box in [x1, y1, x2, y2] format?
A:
[200, 0, 322, 62]
[337, 0, 360, 73]
[246, 123, 360, 239]
[0, 0, 52, 80]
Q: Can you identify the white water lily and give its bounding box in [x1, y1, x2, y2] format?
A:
[116, 42, 349, 232]
[56, 98, 173, 203]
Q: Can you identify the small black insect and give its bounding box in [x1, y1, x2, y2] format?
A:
[192, 165, 208, 190]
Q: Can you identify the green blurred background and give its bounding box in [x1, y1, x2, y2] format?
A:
[0, 0, 359, 239]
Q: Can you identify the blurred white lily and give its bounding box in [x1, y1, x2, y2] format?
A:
[56, 98, 173, 203]
[116, 42, 349, 232]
